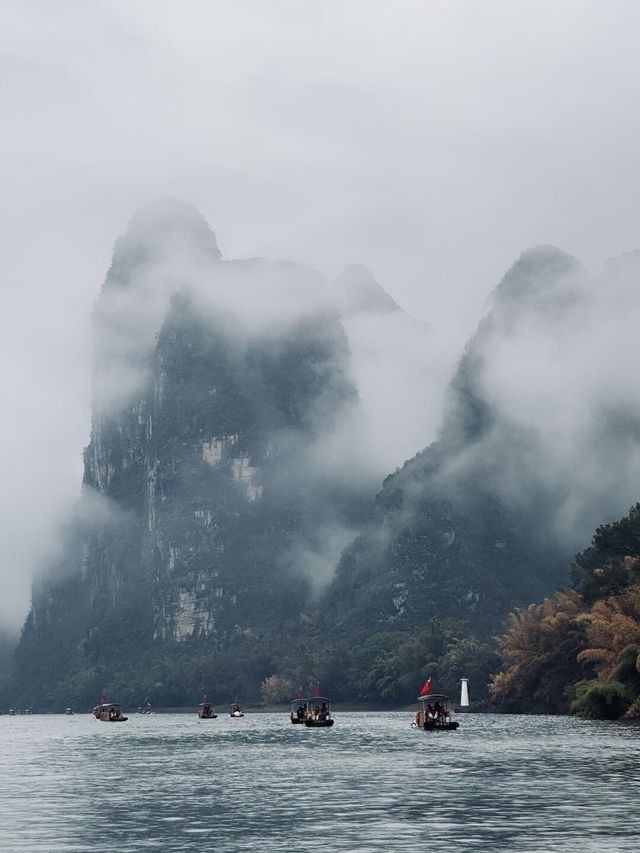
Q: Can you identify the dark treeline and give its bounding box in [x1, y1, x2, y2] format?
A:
[7, 612, 497, 712]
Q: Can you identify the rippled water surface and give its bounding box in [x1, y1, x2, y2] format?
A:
[2, 711, 640, 851]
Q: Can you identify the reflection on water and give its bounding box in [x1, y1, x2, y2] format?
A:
[1, 712, 640, 851]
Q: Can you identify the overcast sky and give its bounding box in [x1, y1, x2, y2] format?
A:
[2, 0, 640, 628]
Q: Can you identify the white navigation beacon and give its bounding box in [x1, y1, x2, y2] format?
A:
[460, 677, 469, 708]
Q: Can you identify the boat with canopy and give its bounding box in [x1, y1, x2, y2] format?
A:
[198, 695, 217, 719]
[94, 702, 128, 722]
[304, 684, 334, 728]
[413, 693, 459, 731]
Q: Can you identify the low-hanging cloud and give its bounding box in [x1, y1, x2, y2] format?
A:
[22, 199, 450, 628]
[91, 201, 449, 479]
[436, 246, 640, 551]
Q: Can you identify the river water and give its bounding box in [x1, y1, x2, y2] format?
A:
[1, 711, 639, 852]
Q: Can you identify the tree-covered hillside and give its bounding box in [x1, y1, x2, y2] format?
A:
[492, 504, 640, 718]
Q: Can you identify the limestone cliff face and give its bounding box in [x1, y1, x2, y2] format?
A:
[323, 246, 588, 636]
[18, 201, 367, 703]
[85, 291, 359, 642]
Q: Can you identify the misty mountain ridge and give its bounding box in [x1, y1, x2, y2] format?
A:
[7, 201, 640, 708]
[322, 243, 640, 687]
[10, 201, 424, 705]
[333, 263, 413, 318]
[105, 199, 222, 292]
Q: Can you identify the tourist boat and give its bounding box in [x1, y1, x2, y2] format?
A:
[304, 694, 334, 728]
[412, 693, 459, 731]
[198, 695, 217, 719]
[95, 702, 128, 722]
[64, 708, 74, 715]
[229, 702, 244, 718]
[137, 703, 153, 714]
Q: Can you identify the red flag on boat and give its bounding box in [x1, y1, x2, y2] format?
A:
[420, 677, 432, 696]
[314, 682, 321, 698]
[298, 686, 303, 700]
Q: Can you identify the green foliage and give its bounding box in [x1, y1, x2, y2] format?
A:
[440, 636, 498, 697]
[592, 505, 640, 557]
[493, 503, 640, 718]
[609, 643, 640, 689]
[490, 591, 590, 713]
[309, 621, 497, 707]
[571, 503, 640, 603]
[570, 681, 631, 720]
